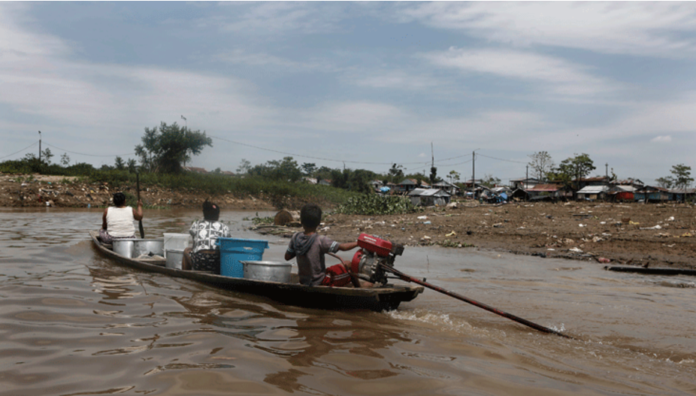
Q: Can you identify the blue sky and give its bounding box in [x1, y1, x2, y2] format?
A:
[1, 2, 696, 184]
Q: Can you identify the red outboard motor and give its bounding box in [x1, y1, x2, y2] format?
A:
[351, 233, 404, 285]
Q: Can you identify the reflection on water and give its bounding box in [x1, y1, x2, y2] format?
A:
[0, 208, 694, 395]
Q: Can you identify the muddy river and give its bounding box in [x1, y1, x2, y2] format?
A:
[0, 209, 694, 395]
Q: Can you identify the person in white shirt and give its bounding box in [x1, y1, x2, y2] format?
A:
[99, 192, 143, 244]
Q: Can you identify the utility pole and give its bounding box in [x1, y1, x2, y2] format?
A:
[472, 150, 475, 197]
[605, 163, 608, 178]
[38, 131, 41, 162]
[526, 165, 529, 188]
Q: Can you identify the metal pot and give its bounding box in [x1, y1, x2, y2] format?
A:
[241, 261, 292, 283]
[132, 239, 164, 258]
[112, 239, 135, 258]
[166, 249, 184, 269]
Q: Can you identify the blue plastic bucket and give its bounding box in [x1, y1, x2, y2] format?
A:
[217, 238, 269, 278]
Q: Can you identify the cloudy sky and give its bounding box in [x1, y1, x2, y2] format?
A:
[1, 2, 695, 184]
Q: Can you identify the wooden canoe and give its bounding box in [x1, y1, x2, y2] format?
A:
[604, 265, 696, 276]
[89, 231, 424, 311]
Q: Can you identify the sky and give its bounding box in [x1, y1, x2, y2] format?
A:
[1, 2, 696, 184]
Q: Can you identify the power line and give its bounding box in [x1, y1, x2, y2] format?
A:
[0, 141, 39, 160]
[210, 135, 435, 166]
[43, 142, 134, 158]
[477, 153, 527, 164]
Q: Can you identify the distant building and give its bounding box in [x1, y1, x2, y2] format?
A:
[408, 188, 451, 206]
[183, 166, 208, 174]
[510, 178, 540, 190]
[635, 186, 669, 202]
[576, 185, 609, 200]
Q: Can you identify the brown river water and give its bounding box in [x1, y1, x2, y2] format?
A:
[1, 208, 694, 395]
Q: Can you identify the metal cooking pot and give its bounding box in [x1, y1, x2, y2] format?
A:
[132, 239, 164, 258]
[241, 261, 292, 283]
[166, 249, 184, 269]
[112, 239, 135, 258]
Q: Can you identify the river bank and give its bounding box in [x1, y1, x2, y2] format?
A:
[268, 201, 696, 270]
[4, 173, 695, 270]
[0, 173, 276, 211]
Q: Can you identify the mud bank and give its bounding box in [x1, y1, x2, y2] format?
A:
[262, 201, 696, 270]
[0, 174, 275, 211]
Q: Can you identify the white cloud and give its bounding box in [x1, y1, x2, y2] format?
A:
[651, 135, 672, 143]
[351, 70, 439, 90]
[207, 2, 346, 35]
[424, 47, 616, 96]
[399, 2, 696, 58]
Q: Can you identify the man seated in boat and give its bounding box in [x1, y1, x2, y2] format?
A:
[100, 192, 143, 244]
[285, 203, 364, 287]
[182, 200, 230, 273]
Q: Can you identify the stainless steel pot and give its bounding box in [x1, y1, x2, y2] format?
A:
[166, 249, 184, 269]
[242, 261, 292, 283]
[112, 239, 135, 258]
[132, 239, 164, 258]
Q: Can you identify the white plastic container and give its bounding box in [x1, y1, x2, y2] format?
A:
[166, 249, 184, 269]
[163, 233, 191, 258]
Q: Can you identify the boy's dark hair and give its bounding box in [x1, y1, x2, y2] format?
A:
[113, 192, 126, 207]
[203, 200, 220, 221]
[300, 203, 322, 230]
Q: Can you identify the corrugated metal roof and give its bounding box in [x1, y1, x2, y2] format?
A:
[408, 188, 451, 197]
[577, 186, 608, 194]
[528, 184, 559, 192]
[611, 185, 636, 192]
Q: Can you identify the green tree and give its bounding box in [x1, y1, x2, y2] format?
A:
[301, 162, 317, 177]
[135, 122, 212, 173]
[448, 170, 461, 183]
[528, 151, 554, 181]
[127, 159, 137, 173]
[429, 166, 437, 185]
[60, 153, 70, 167]
[249, 157, 303, 182]
[42, 148, 53, 165]
[236, 159, 251, 174]
[331, 168, 375, 194]
[670, 164, 693, 194]
[388, 163, 404, 182]
[550, 153, 595, 189]
[114, 156, 125, 170]
[480, 174, 501, 188]
[655, 176, 674, 189]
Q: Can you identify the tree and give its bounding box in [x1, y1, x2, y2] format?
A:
[213, 167, 221, 174]
[42, 148, 53, 165]
[301, 162, 317, 177]
[134, 122, 212, 173]
[60, 153, 70, 167]
[670, 164, 693, 192]
[248, 157, 303, 182]
[429, 166, 437, 186]
[480, 174, 501, 188]
[127, 159, 137, 173]
[551, 153, 595, 189]
[655, 177, 674, 189]
[331, 168, 375, 194]
[528, 151, 554, 181]
[236, 159, 251, 174]
[448, 170, 461, 183]
[114, 156, 125, 170]
[388, 163, 404, 182]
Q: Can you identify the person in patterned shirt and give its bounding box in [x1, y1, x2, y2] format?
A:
[182, 200, 230, 272]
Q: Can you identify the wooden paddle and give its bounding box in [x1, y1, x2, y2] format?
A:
[136, 173, 144, 238]
[381, 263, 573, 339]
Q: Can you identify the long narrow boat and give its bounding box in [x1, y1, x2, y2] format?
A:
[89, 231, 423, 311]
[605, 265, 696, 276]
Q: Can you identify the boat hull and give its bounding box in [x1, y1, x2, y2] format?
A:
[90, 231, 423, 311]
